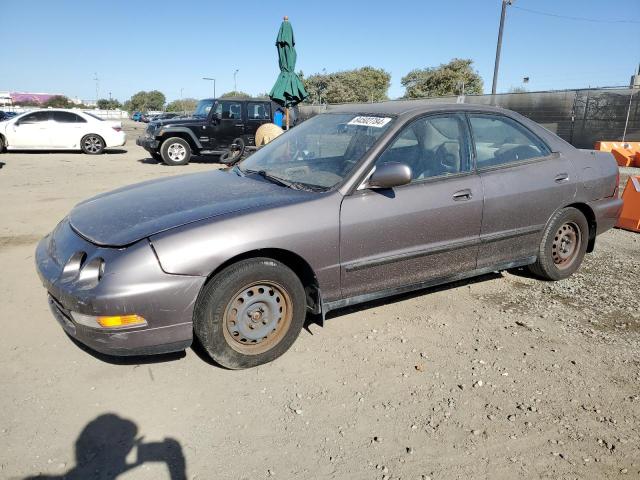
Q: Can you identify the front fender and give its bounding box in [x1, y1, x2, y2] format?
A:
[158, 127, 202, 148]
[149, 192, 343, 303]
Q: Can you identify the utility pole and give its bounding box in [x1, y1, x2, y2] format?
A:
[491, 0, 512, 95]
[233, 69, 239, 92]
[202, 77, 216, 98]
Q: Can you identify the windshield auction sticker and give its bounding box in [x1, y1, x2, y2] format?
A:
[347, 116, 392, 128]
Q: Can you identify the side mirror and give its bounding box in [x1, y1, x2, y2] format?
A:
[364, 162, 412, 189]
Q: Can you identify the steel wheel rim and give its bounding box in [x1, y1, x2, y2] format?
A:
[84, 136, 102, 153]
[223, 281, 293, 355]
[167, 143, 186, 161]
[551, 222, 580, 270]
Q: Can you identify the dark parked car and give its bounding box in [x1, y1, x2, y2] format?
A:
[0, 111, 18, 121]
[37, 103, 622, 369]
[136, 98, 272, 165]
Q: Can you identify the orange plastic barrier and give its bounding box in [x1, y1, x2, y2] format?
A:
[594, 141, 640, 153]
[612, 148, 636, 167]
[616, 176, 640, 232]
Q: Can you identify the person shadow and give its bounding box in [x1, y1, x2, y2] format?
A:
[24, 413, 186, 480]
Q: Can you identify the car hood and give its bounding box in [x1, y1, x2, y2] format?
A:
[153, 116, 205, 127]
[68, 169, 309, 247]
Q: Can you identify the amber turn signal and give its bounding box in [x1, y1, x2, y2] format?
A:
[96, 314, 146, 328]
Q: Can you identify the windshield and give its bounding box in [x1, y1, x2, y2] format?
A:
[238, 113, 394, 190]
[193, 99, 214, 117]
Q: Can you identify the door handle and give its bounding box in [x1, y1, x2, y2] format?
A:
[452, 189, 472, 201]
[234, 124, 244, 127]
[554, 173, 569, 183]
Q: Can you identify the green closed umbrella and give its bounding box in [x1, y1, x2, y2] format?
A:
[269, 16, 308, 128]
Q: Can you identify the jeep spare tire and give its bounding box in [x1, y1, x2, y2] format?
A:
[219, 137, 245, 165]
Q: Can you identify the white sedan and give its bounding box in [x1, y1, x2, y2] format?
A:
[0, 109, 126, 154]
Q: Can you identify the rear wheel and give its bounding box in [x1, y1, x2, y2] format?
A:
[81, 134, 105, 154]
[193, 258, 306, 369]
[0, 135, 4, 153]
[528, 207, 588, 280]
[161, 137, 191, 166]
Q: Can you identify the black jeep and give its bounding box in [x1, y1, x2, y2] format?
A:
[136, 98, 273, 166]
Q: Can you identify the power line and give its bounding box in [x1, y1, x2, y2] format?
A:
[512, 5, 640, 24]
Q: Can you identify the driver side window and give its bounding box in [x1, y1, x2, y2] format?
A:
[376, 114, 470, 182]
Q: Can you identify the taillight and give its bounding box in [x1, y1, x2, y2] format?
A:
[112, 126, 122, 132]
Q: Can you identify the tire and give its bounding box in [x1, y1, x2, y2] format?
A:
[0, 135, 4, 153]
[193, 258, 307, 369]
[81, 134, 105, 155]
[219, 137, 245, 165]
[528, 207, 589, 281]
[160, 137, 191, 166]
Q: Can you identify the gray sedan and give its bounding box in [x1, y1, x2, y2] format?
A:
[36, 103, 622, 369]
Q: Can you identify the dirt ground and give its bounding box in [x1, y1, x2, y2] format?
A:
[1, 120, 639, 480]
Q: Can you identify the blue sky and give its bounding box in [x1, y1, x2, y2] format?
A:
[1, 0, 638, 103]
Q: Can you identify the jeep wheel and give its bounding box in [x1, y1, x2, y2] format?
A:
[161, 137, 191, 166]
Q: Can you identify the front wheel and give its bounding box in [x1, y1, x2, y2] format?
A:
[161, 137, 191, 166]
[81, 134, 105, 154]
[193, 258, 307, 369]
[528, 207, 589, 280]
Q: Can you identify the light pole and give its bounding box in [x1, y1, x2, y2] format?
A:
[233, 69, 239, 92]
[491, 0, 513, 95]
[93, 72, 100, 103]
[202, 77, 216, 98]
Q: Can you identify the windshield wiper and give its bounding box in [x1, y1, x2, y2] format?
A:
[244, 169, 299, 189]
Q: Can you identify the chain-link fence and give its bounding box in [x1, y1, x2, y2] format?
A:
[299, 87, 639, 149]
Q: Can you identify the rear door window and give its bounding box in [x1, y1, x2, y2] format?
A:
[247, 102, 271, 120]
[53, 111, 86, 123]
[468, 114, 550, 168]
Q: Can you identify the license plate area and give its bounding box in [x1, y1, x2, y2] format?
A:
[48, 295, 76, 336]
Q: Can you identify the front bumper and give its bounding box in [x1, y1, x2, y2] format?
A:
[136, 136, 159, 151]
[35, 219, 205, 356]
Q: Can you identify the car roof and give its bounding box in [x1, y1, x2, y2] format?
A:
[326, 101, 507, 117]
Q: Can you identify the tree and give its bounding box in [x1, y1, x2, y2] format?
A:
[303, 67, 390, 104]
[401, 59, 483, 99]
[97, 98, 122, 110]
[220, 91, 251, 98]
[43, 95, 73, 108]
[125, 90, 166, 112]
[166, 98, 199, 113]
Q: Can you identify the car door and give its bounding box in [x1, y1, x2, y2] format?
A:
[339, 113, 483, 299]
[246, 102, 271, 143]
[467, 113, 578, 269]
[50, 111, 87, 148]
[9, 111, 52, 148]
[210, 100, 245, 149]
